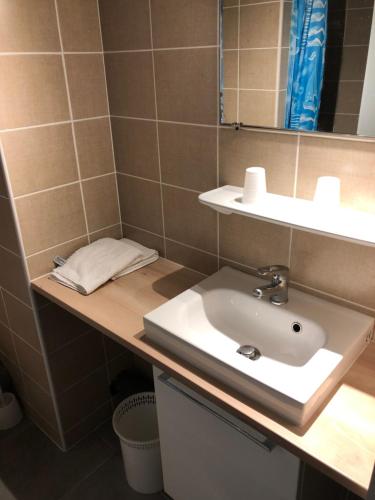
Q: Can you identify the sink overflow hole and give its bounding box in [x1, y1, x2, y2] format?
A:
[292, 322, 302, 334]
[237, 345, 261, 361]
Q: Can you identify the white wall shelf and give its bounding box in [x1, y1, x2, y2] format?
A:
[199, 185, 375, 247]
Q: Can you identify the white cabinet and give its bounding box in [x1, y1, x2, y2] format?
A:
[154, 367, 300, 500]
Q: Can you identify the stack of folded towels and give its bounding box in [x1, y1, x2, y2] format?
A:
[50, 238, 159, 295]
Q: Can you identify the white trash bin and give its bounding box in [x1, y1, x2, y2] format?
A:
[113, 392, 163, 494]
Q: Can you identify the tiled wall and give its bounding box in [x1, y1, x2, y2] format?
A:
[222, 0, 291, 127]
[101, 0, 375, 322]
[320, 0, 374, 134]
[0, 0, 121, 281]
[0, 155, 63, 446]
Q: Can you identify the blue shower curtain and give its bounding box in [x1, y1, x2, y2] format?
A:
[284, 0, 328, 130]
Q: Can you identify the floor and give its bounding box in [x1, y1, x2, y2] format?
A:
[0, 418, 166, 500]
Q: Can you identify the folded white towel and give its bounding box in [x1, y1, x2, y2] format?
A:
[112, 238, 159, 279]
[50, 237, 158, 295]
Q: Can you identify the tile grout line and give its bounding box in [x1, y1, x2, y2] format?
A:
[54, 0, 90, 245]
[274, 0, 284, 127]
[13, 172, 116, 201]
[149, 0, 167, 258]
[0, 114, 111, 134]
[95, 0, 123, 240]
[288, 133, 300, 268]
[236, 3, 240, 123]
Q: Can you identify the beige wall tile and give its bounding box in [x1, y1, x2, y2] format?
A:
[224, 0, 238, 6]
[240, 4, 280, 48]
[282, 2, 292, 47]
[0, 196, 20, 254]
[239, 90, 276, 127]
[24, 401, 62, 445]
[154, 48, 217, 125]
[57, 366, 110, 430]
[123, 224, 164, 256]
[224, 50, 238, 89]
[219, 128, 297, 196]
[344, 7, 373, 45]
[159, 122, 217, 192]
[27, 236, 88, 281]
[3, 292, 41, 352]
[239, 49, 278, 90]
[0, 55, 69, 129]
[166, 240, 217, 275]
[222, 89, 238, 123]
[223, 7, 238, 50]
[65, 54, 108, 119]
[90, 224, 122, 242]
[38, 301, 92, 354]
[0, 0, 60, 52]
[22, 374, 59, 431]
[163, 185, 217, 253]
[82, 174, 119, 233]
[151, 0, 217, 48]
[16, 184, 86, 256]
[111, 118, 159, 180]
[219, 214, 290, 268]
[0, 246, 30, 305]
[57, 0, 102, 52]
[74, 118, 115, 179]
[49, 330, 105, 393]
[2, 124, 78, 197]
[290, 230, 375, 310]
[117, 175, 163, 234]
[99, 0, 151, 51]
[105, 52, 156, 119]
[13, 335, 50, 391]
[297, 136, 375, 213]
[0, 322, 16, 361]
[0, 291, 7, 326]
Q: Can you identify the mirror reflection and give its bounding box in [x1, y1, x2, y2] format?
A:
[221, 0, 375, 136]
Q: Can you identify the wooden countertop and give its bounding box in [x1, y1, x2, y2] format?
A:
[32, 259, 375, 498]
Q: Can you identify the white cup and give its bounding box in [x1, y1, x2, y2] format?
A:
[0, 393, 23, 430]
[242, 167, 267, 204]
[313, 176, 341, 208]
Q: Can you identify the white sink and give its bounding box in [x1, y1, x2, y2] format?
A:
[144, 267, 374, 426]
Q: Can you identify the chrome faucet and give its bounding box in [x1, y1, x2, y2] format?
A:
[252, 265, 289, 306]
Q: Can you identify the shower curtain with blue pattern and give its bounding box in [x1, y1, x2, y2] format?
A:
[284, 0, 328, 131]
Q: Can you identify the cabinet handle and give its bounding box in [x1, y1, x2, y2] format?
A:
[158, 373, 275, 453]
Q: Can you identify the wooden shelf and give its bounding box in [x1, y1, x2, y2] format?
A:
[199, 186, 375, 247]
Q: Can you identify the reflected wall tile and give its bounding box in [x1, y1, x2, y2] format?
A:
[239, 90, 276, 127]
[240, 3, 280, 48]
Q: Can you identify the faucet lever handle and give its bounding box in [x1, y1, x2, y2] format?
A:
[256, 265, 289, 280]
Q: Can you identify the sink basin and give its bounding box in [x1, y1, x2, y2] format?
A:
[144, 266, 374, 425]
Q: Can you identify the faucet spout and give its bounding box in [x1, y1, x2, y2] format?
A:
[252, 265, 289, 306]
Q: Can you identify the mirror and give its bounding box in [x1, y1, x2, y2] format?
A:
[220, 0, 375, 137]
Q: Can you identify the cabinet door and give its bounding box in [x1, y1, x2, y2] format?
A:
[154, 368, 300, 500]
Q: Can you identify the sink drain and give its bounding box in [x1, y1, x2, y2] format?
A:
[237, 345, 261, 361]
[292, 322, 302, 334]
